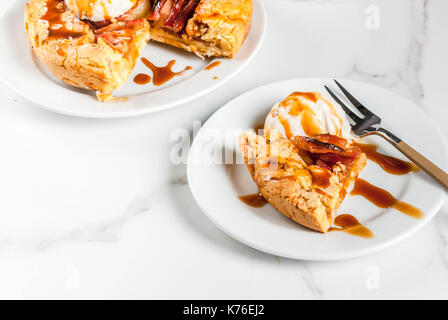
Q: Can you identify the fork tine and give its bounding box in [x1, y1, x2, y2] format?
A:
[333, 80, 375, 117]
[324, 86, 361, 124]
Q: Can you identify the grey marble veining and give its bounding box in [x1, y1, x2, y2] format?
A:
[0, 196, 151, 252]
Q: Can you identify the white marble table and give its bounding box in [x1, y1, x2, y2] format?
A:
[0, 0, 447, 299]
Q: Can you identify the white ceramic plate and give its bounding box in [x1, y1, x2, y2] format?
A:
[187, 78, 448, 261]
[0, 0, 266, 118]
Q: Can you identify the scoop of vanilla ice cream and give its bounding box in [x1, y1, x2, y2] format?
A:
[264, 91, 352, 141]
[65, 0, 138, 22]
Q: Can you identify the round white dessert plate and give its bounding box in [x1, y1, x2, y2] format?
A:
[0, 0, 266, 118]
[187, 78, 448, 261]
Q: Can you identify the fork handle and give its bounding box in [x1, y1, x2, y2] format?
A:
[374, 128, 448, 189]
[393, 141, 448, 189]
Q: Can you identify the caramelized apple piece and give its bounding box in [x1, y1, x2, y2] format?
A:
[313, 146, 361, 166]
[311, 134, 348, 149]
[161, 0, 176, 23]
[95, 19, 144, 34]
[291, 134, 361, 167]
[170, 0, 199, 32]
[95, 19, 145, 48]
[297, 149, 314, 166]
[83, 19, 112, 30]
[164, 0, 185, 29]
[291, 136, 345, 154]
[314, 153, 357, 167]
[149, 0, 168, 20]
[315, 159, 332, 171]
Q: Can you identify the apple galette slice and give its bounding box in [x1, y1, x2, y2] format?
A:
[239, 130, 366, 233]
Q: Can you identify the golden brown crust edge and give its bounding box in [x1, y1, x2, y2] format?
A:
[24, 0, 150, 94]
[150, 0, 253, 58]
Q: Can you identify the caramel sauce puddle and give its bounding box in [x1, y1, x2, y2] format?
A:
[133, 73, 151, 85]
[330, 214, 374, 238]
[141, 58, 192, 86]
[239, 193, 267, 208]
[351, 179, 423, 219]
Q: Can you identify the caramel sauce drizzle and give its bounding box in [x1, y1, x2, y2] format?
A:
[300, 111, 323, 136]
[330, 214, 374, 238]
[239, 193, 267, 208]
[205, 61, 221, 71]
[353, 142, 419, 175]
[42, 0, 86, 39]
[279, 116, 293, 139]
[321, 96, 345, 137]
[141, 58, 192, 86]
[277, 92, 345, 137]
[351, 178, 423, 219]
[310, 168, 332, 188]
[315, 188, 331, 198]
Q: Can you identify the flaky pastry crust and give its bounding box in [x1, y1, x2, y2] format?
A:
[25, 0, 150, 97]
